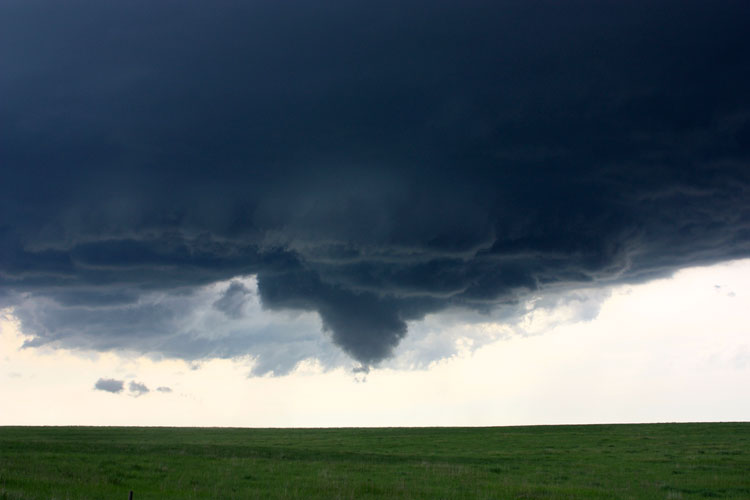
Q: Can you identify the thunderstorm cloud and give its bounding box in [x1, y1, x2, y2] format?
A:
[2, 1, 749, 372]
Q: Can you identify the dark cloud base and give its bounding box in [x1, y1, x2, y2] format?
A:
[2, 1, 750, 369]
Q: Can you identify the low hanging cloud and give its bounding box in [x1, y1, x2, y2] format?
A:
[2, 1, 750, 372]
[11, 277, 335, 376]
[128, 381, 149, 397]
[94, 378, 172, 397]
[94, 378, 124, 394]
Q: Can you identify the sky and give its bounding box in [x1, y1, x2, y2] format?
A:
[2, 259, 749, 426]
[1, 1, 749, 426]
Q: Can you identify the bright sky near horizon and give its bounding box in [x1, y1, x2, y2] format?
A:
[2, 259, 748, 427]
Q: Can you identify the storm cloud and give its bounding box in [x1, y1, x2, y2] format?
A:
[2, 1, 749, 371]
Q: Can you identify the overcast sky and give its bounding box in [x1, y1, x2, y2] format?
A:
[1, 1, 749, 425]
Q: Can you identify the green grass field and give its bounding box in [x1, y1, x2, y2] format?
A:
[1, 423, 748, 499]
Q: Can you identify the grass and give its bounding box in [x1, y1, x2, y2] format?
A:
[0, 423, 748, 499]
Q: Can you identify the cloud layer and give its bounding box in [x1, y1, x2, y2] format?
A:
[2, 1, 749, 370]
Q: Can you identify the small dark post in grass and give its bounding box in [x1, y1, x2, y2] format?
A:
[128, 491, 133, 500]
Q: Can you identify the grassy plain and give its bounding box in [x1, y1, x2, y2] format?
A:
[0, 423, 748, 499]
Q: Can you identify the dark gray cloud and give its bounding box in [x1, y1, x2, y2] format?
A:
[156, 386, 173, 393]
[2, 1, 750, 370]
[94, 378, 124, 394]
[128, 381, 149, 397]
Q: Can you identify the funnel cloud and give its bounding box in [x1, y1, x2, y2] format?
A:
[2, 0, 749, 371]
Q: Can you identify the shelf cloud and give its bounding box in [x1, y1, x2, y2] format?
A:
[2, 0, 749, 372]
